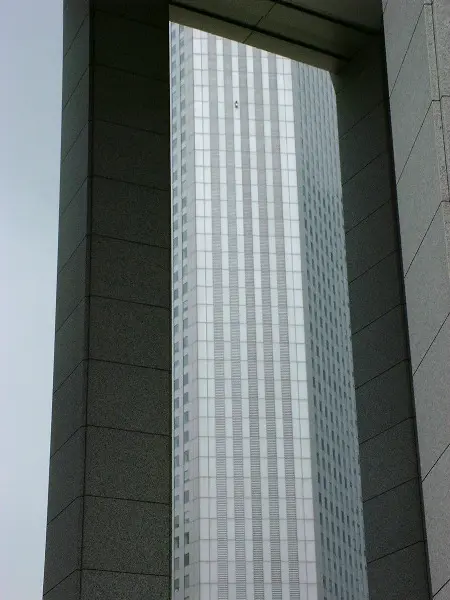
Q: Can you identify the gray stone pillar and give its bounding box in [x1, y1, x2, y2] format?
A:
[42, 2, 171, 598]
[384, 2, 450, 598]
[334, 39, 430, 599]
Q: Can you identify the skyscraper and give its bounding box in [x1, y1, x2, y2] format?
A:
[293, 65, 368, 600]
[170, 23, 367, 600]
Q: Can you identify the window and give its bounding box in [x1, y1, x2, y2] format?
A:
[174, 557, 180, 570]
[184, 553, 190, 566]
[184, 411, 189, 424]
[174, 578, 179, 591]
[174, 515, 179, 528]
[184, 490, 190, 503]
[184, 532, 190, 545]
[184, 450, 190, 463]
[184, 575, 190, 588]
[175, 535, 179, 549]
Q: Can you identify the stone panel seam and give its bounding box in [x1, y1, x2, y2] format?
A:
[422, 438, 450, 483]
[89, 294, 170, 312]
[347, 249, 397, 285]
[366, 539, 424, 565]
[60, 173, 170, 222]
[440, 96, 450, 192]
[64, 14, 88, 58]
[62, 115, 169, 164]
[58, 233, 170, 275]
[363, 475, 419, 505]
[404, 201, 447, 280]
[338, 100, 384, 140]
[91, 61, 169, 84]
[62, 66, 89, 112]
[345, 198, 392, 236]
[83, 567, 170, 577]
[395, 99, 433, 184]
[94, 117, 168, 138]
[352, 302, 405, 336]
[425, 3, 440, 100]
[43, 566, 171, 597]
[47, 496, 84, 527]
[61, 121, 88, 164]
[60, 177, 88, 219]
[275, 0, 380, 35]
[94, 7, 168, 33]
[48, 494, 171, 527]
[412, 311, 450, 376]
[175, 1, 348, 61]
[434, 575, 450, 598]
[387, 4, 428, 98]
[93, 173, 170, 192]
[341, 149, 385, 186]
[53, 359, 87, 395]
[359, 416, 414, 446]
[334, 40, 381, 97]
[43, 568, 80, 597]
[344, 199, 392, 235]
[50, 423, 171, 460]
[354, 358, 409, 391]
[58, 235, 87, 276]
[52, 350, 170, 397]
[251, 0, 276, 30]
[91, 233, 170, 252]
[54, 293, 169, 336]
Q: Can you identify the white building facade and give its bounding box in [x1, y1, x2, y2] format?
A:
[171, 23, 367, 600]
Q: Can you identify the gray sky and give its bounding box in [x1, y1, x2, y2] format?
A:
[1, 0, 62, 598]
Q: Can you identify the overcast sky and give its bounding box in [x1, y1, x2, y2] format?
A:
[1, 0, 62, 598]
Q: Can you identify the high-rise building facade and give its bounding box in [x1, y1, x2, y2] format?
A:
[293, 65, 368, 600]
[170, 23, 367, 600]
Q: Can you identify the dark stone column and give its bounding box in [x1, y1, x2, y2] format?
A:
[334, 39, 431, 600]
[43, 2, 171, 598]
